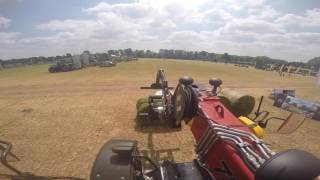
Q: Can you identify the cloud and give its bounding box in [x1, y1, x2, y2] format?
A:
[0, 0, 320, 61]
[0, 32, 19, 44]
[220, 18, 285, 35]
[0, 16, 11, 28]
[166, 31, 205, 48]
[248, 6, 278, 20]
[37, 20, 96, 31]
[276, 8, 320, 27]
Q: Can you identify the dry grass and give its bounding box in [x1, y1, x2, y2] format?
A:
[0, 59, 319, 179]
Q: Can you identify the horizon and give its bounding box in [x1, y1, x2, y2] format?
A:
[0, 48, 314, 63]
[1, 0, 320, 61]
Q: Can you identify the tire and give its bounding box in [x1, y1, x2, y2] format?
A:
[172, 83, 199, 128]
[172, 85, 187, 128]
[170, 115, 182, 128]
[61, 65, 69, 72]
[48, 67, 55, 73]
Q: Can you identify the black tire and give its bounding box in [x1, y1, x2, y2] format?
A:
[183, 85, 198, 120]
[172, 85, 187, 128]
[170, 115, 182, 128]
[172, 83, 199, 128]
[61, 65, 69, 72]
[48, 67, 55, 73]
[90, 140, 137, 180]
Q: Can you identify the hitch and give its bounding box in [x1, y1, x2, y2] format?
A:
[0, 140, 22, 175]
[140, 69, 174, 90]
[0, 140, 85, 180]
[252, 96, 306, 134]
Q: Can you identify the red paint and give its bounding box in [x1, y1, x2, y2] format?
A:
[191, 91, 255, 180]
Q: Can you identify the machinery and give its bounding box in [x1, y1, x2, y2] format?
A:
[0, 140, 84, 180]
[98, 54, 118, 67]
[137, 70, 301, 131]
[48, 62, 76, 73]
[91, 75, 320, 180]
[138, 69, 177, 127]
[272, 88, 320, 121]
[99, 60, 116, 67]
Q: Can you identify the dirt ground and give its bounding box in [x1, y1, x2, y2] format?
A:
[0, 59, 319, 179]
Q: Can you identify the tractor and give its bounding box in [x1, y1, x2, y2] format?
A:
[99, 60, 117, 67]
[48, 62, 76, 73]
[90, 74, 320, 180]
[137, 69, 177, 127]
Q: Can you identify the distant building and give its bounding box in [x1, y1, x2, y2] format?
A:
[72, 55, 82, 69]
[81, 51, 90, 66]
[96, 53, 109, 62]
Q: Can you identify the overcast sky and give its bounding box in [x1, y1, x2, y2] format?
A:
[0, 0, 320, 61]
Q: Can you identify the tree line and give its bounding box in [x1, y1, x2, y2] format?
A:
[1, 48, 320, 72]
[111, 48, 319, 71]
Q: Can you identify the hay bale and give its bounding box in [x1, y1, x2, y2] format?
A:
[218, 96, 232, 110]
[136, 97, 148, 110]
[136, 97, 163, 114]
[138, 102, 150, 113]
[219, 90, 255, 117]
[232, 95, 255, 117]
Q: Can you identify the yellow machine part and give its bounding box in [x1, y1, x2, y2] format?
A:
[238, 116, 264, 139]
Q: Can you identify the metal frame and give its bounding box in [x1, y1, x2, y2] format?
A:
[140, 69, 174, 121]
[196, 109, 275, 171]
[0, 140, 85, 180]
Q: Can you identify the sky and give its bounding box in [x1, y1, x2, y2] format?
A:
[0, 0, 320, 61]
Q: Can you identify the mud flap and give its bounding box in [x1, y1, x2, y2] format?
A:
[90, 139, 137, 180]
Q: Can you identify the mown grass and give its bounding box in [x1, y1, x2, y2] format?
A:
[1, 59, 318, 90]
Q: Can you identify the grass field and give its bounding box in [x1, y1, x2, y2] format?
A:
[0, 59, 319, 179]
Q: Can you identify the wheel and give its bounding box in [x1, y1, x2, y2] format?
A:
[183, 85, 198, 121]
[48, 67, 55, 73]
[172, 84, 198, 127]
[90, 140, 137, 180]
[173, 85, 187, 127]
[61, 65, 69, 72]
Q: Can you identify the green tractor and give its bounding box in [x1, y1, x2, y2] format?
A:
[48, 62, 76, 73]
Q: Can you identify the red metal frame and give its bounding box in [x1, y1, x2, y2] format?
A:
[191, 92, 255, 179]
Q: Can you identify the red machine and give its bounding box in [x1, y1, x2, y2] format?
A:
[188, 78, 268, 179]
[90, 76, 320, 180]
[1, 75, 320, 180]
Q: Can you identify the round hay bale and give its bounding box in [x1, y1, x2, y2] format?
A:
[232, 95, 255, 117]
[136, 97, 148, 110]
[220, 89, 255, 117]
[137, 102, 150, 113]
[218, 96, 232, 110]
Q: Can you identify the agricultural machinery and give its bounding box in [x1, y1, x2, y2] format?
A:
[48, 62, 76, 73]
[138, 69, 177, 127]
[90, 71, 320, 180]
[0, 140, 85, 180]
[271, 89, 320, 121]
[99, 60, 117, 67]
